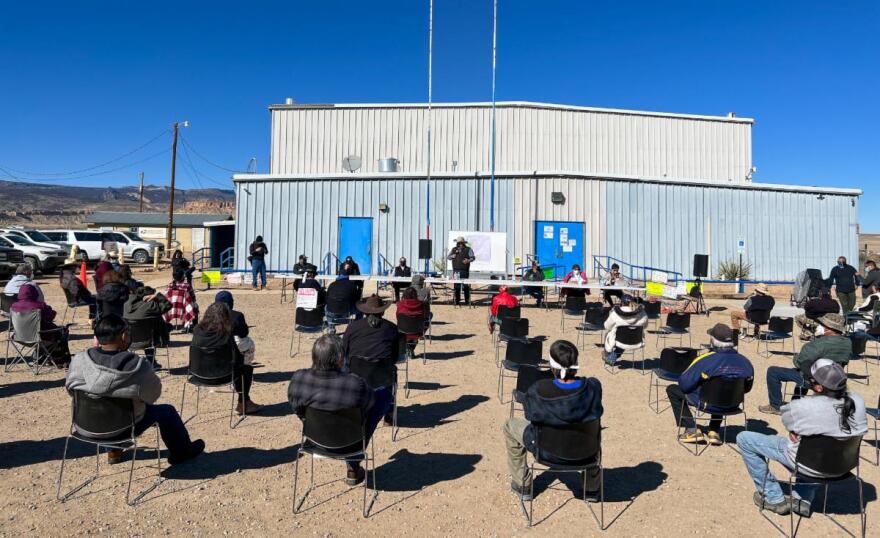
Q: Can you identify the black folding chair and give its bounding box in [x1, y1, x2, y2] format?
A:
[492, 304, 521, 343]
[127, 317, 171, 371]
[289, 307, 325, 357]
[498, 339, 543, 403]
[56, 391, 162, 506]
[676, 376, 748, 456]
[604, 325, 646, 375]
[520, 419, 604, 529]
[745, 309, 772, 340]
[0, 292, 16, 317]
[292, 407, 378, 517]
[576, 304, 608, 349]
[644, 301, 662, 330]
[495, 317, 529, 367]
[758, 435, 865, 538]
[61, 287, 88, 326]
[648, 348, 697, 413]
[560, 296, 588, 331]
[846, 334, 870, 386]
[325, 297, 352, 332]
[509, 363, 554, 417]
[863, 395, 879, 466]
[349, 355, 399, 440]
[656, 312, 692, 348]
[758, 316, 795, 358]
[398, 313, 428, 367]
[180, 344, 245, 429]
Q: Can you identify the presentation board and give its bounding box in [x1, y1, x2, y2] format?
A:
[447, 231, 507, 273]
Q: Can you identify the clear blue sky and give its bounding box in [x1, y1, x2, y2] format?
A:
[1, 1, 877, 228]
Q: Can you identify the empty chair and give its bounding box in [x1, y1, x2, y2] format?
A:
[865, 395, 879, 466]
[605, 325, 646, 374]
[758, 316, 795, 358]
[576, 304, 608, 349]
[289, 307, 325, 357]
[647, 347, 697, 413]
[56, 391, 162, 506]
[498, 338, 543, 403]
[180, 344, 246, 429]
[292, 407, 378, 518]
[495, 317, 530, 366]
[560, 296, 588, 331]
[644, 301, 662, 329]
[656, 312, 692, 348]
[676, 377, 748, 456]
[846, 334, 870, 386]
[509, 364, 554, 417]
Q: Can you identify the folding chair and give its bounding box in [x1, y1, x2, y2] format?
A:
[604, 325, 646, 375]
[656, 312, 692, 348]
[575, 304, 607, 349]
[397, 313, 428, 367]
[676, 376, 748, 456]
[560, 296, 588, 332]
[180, 344, 246, 429]
[846, 334, 870, 386]
[758, 435, 865, 538]
[61, 287, 87, 325]
[520, 419, 604, 529]
[6, 309, 64, 374]
[498, 339, 543, 404]
[509, 363, 554, 417]
[289, 307, 325, 357]
[349, 355, 399, 440]
[0, 292, 16, 317]
[647, 347, 697, 413]
[495, 317, 529, 367]
[644, 301, 662, 330]
[492, 305, 521, 344]
[758, 316, 795, 358]
[97, 299, 124, 320]
[862, 395, 879, 466]
[325, 297, 353, 333]
[128, 318, 171, 371]
[56, 391, 162, 506]
[744, 309, 772, 341]
[292, 407, 378, 517]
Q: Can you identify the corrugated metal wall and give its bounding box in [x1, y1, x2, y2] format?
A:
[234, 175, 858, 280]
[270, 104, 753, 183]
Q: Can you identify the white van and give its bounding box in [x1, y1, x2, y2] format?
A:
[41, 230, 107, 261]
[40, 229, 164, 264]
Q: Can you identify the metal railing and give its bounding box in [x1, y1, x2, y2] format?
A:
[592, 255, 683, 285]
[219, 247, 235, 271]
[323, 252, 340, 275]
[191, 247, 212, 271]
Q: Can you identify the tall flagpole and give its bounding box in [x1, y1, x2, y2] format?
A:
[489, 0, 498, 232]
[425, 0, 434, 274]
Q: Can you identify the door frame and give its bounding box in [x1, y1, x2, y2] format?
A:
[337, 216, 374, 274]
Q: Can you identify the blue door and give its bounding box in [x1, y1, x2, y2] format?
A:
[338, 217, 373, 274]
[534, 221, 585, 279]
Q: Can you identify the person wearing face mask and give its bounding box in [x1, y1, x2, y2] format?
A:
[825, 256, 859, 313]
[392, 257, 412, 302]
[759, 313, 851, 416]
[859, 260, 880, 300]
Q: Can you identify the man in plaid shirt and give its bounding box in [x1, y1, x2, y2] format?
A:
[164, 268, 199, 331]
[289, 333, 375, 486]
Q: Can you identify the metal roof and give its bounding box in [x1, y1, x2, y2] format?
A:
[85, 212, 232, 227]
[268, 100, 754, 124]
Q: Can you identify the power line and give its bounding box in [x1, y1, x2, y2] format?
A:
[178, 134, 244, 173]
[178, 141, 231, 189]
[0, 147, 171, 182]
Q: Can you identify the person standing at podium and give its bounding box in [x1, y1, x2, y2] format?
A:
[447, 237, 475, 306]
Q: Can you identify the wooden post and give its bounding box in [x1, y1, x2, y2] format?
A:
[166, 123, 179, 254]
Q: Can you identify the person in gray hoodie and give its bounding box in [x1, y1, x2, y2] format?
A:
[65, 314, 204, 465]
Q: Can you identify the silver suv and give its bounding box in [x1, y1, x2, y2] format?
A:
[105, 231, 164, 264]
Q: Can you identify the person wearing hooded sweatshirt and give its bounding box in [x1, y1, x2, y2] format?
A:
[602, 295, 647, 364]
[489, 285, 520, 334]
[65, 314, 204, 465]
[4, 263, 44, 301]
[214, 291, 256, 365]
[124, 285, 173, 346]
[12, 284, 71, 366]
[96, 269, 130, 319]
[59, 261, 97, 319]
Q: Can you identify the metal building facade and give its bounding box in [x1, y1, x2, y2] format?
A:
[233, 172, 859, 280]
[269, 102, 754, 183]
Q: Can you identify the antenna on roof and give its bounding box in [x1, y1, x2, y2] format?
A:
[342, 155, 362, 173]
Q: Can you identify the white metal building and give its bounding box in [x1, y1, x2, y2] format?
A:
[233, 101, 860, 281]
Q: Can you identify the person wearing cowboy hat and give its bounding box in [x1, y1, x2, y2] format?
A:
[447, 236, 475, 306]
[737, 359, 867, 517]
[729, 282, 776, 339]
[503, 340, 603, 502]
[760, 312, 852, 415]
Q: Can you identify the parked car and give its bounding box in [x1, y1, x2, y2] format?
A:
[0, 246, 25, 278]
[0, 227, 70, 251]
[0, 234, 68, 273]
[41, 229, 106, 262]
[40, 229, 164, 264]
[103, 231, 164, 264]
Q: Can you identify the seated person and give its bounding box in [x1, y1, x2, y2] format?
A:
[392, 257, 412, 302]
[602, 263, 625, 306]
[760, 313, 851, 415]
[191, 303, 263, 415]
[730, 283, 775, 339]
[288, 334, 377, 486]
[737, 359, 867, 517]
[170, 250, 195, 286]
[522, 261, 545, 307]
[602, 294, 647, 365]
[93, 257, 114, 291]
[796, 290, 840, 337]
[124, 285, 173, 347]
[214, 291, 256, 366]
[59, 260, 97, 319]
[96, 269, 131, 319]
[292, 254, 317, 290]
[410, 274, 431, 304]
[489, 285, 520, 334]
[667, 324, 754, 446]
[327, 274, 361, 319]
[65, 315, 204, 465]
[164, 267, 199, 331]
[396, 286, 428, 322]
[561, 264, 590, 299]
[4, 263, 45, 301]
[117, 264, 142, 294]
[298, 269, 327, 308]
[12, 283, 71, 367]
[503, 340, 603, 501]
[854, 284, 879, 314]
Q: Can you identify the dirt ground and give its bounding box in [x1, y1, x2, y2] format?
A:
[1, 268, 878, 537]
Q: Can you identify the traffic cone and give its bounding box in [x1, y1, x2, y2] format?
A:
[79, 260, 88, 287]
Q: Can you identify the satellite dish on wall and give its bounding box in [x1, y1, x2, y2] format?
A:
[342, 155, 362, 173]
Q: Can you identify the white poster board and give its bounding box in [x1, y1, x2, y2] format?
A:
[447, 231, 508, 273]
[296, 288, 318, 310]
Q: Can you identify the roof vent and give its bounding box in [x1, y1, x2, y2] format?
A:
[285, 97, 295, 105]
[727, 111, 736, 118]
[378, 158, 400, 173]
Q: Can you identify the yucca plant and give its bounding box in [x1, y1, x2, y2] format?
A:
[717, 258, 752, 281]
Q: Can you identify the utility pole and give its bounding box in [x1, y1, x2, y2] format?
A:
[166, 120, 188, 254]
[138, 171, 144, 212]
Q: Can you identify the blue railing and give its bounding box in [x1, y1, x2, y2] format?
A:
[191, 247, 212, 271]
[323, 252, 340, 275]
[219, 247, 235, 271]
[592, 255, 684, 284]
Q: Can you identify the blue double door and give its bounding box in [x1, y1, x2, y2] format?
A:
[338, 217, 373, 274]
[534, 220, 585, 279]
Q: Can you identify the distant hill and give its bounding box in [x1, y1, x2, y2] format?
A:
[0, 180, 235, 226]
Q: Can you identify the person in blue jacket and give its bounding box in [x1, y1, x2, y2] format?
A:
[666, 323, 754, 446]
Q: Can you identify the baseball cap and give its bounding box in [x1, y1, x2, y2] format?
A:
[706, 323, 735, 343]
[810, 358, 847, 391]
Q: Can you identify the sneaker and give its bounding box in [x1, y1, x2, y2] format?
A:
[107, 449, 124, 465]
[753, 492, 791, 515]
[168, 439, 205, 465]
[345, 466, 365, 486]
[706, 431, 723, 446]
[790, 497, 812, 518]
[511, 481, 533, 501]
[679, 430, 705, 444]
[759, 404, 782, 416]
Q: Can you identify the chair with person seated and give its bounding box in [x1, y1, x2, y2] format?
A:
[520, 419, 605, 529]
[325, 297, 353, 332]
[655, 312, 692, 348]
[180, 344, 245, 429]
[560, 296, 588, 332]
[676, 376, 748, 456]
[6, 309, 64, 374]
[495, 317, 530, 367]
[758, 435, 865, 538]
[498, 338, 543, 404]
[349, 354, 400, 441]
[56, 390, 162, 506]
[575, 304, 608, 349]
[744, 309, 773, 340]
[289, 307, 325, 358]
[397, 312, 428, 368]
[509, 363, 554, 418]
[647, 347, 698, 413]
[128, 317, 171, 371]
[97, 299, 124, 320]
[604, 325, 646, 375]
[492, 305, 521, 343]
[758, 316, 795, 358]
[292, 406, 378, 518]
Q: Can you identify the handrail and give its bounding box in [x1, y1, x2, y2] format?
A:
[592, 254, 683, 284]
[219, 247, 235, 271]
[191, 247, 212, 271]
[377, 253, 394, 274]
[323, 252, 340, 275]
